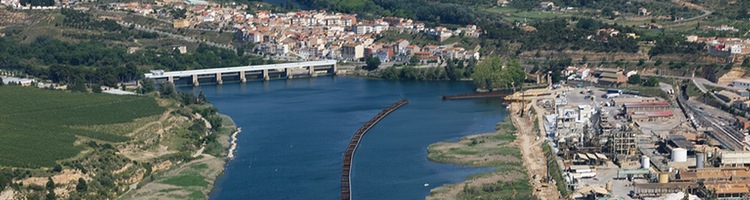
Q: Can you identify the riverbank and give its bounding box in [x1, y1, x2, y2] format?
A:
[227, 127, 241, 159]
[122, 113, 237, 200]
[426, 117, 533, 199]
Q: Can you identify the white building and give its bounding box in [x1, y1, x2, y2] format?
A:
[577, 68, 590, 79]
[733, 79, 750, 89]
[1, 76, 34, 86]
[731, 45, 744, 54]
[576, 105, 594, 123]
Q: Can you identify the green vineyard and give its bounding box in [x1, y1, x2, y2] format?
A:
[0, 86, 164, 168]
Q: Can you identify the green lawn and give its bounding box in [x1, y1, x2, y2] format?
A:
[0, 86, 164, 168]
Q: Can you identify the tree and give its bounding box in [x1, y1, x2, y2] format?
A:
[208, 116, 223, 131]
[380, 66, 399, 80]
[159, 83, 176, 98]
[471, 57, 526, 90]
[170, 8, 187, 19]
[45, 177, 55, 200]
[91, 85, 102, 93]
[140, 79, 155, 94]
[644, 77, 659, 87]
[0, 77, 3, 86]
[52, 164, 62, 173]
[76, 178, 87, 192]
[637, 59, 645, 66]
[627, 74, 642, 85]
[409, 56, 420, 66]
[654, 59, 663, 66]
[68, 81, 88, 93]
[179, 92, 197, 105]
[364, 56, 381, 71]
[198, 91, 208, 104]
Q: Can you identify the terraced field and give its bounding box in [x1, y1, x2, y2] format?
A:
[0, 86, 164, 168]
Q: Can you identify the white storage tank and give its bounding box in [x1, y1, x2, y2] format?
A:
[672, 148, 688, 162]
[696, 153, 705, 168]
[641, 156, 650, 169]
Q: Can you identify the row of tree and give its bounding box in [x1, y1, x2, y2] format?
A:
[376, 59, 476, 81]
[61, 9, 121, 32]
[0, 36, 266, 86]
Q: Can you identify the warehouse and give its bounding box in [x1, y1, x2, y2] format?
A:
[611, 97, 659, 107]
[622, 101, 671, 113]
[628, 110, 674, 122]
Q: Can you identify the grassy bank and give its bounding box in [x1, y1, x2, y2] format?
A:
[122, 110, 237, 200]
[543, 143, 569, 198]
[426, 118, 533, 199]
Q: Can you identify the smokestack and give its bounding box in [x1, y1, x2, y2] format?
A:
[547, 71, 552, 87]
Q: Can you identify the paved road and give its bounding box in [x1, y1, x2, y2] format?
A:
[668, 0, 713, 25]
[640, 74, 740, 107]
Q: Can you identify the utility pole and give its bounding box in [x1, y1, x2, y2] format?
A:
[520, 82, 525, 117]
[511, 81, 516, 115]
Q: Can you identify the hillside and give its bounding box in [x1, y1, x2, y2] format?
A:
[0, 86, 234, 200]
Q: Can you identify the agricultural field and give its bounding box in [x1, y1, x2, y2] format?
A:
[0, 86, 164, 168]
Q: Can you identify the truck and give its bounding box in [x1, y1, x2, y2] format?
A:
[602, 93, 620, 98]
[606, 89, 621, 94]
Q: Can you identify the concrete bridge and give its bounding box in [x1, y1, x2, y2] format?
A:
[144, 60, 337, 86]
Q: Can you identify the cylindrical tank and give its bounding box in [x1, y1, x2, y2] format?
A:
[642, 156, 651, 169]
[672, 148, 688, 162]
[659, 173, 669, 183]
[696, 153, 705, 169]
[606, 181, 613, 191]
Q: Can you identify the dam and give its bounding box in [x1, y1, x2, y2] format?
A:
[144, 60, 337, 86]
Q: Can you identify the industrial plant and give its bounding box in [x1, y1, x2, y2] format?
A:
[529, 69, 750, 200]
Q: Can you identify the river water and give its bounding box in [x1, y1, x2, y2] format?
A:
[192, 77, 508, 199]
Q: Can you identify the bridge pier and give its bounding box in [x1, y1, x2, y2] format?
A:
[240, 71, 246, 83]
[216, 72, 223, 84]
[167, 76, 174, 84]
[332, 63, 337, 75]
[192, 74, 199, 86]
[263, 69, 269, 81]
[309, 66, 317, 77]
[286, 68, 292, 79]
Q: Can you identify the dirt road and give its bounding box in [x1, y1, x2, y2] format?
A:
[510, 101, 561, 200]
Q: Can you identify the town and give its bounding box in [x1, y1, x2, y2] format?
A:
[103, 1, 482, 64]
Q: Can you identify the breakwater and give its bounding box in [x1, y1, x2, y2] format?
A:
[341, 99, 409, 200]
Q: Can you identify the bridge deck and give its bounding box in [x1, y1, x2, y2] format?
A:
[144, 60, 336, 79]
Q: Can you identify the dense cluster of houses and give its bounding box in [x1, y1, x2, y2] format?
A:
[0, 0, 63, 9]
[686, 35, 750, 62]
[107, 1, 483, 63]
[234, 10, 482, 62]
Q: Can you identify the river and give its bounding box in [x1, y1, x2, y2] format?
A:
[191, 77, 508, 199]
